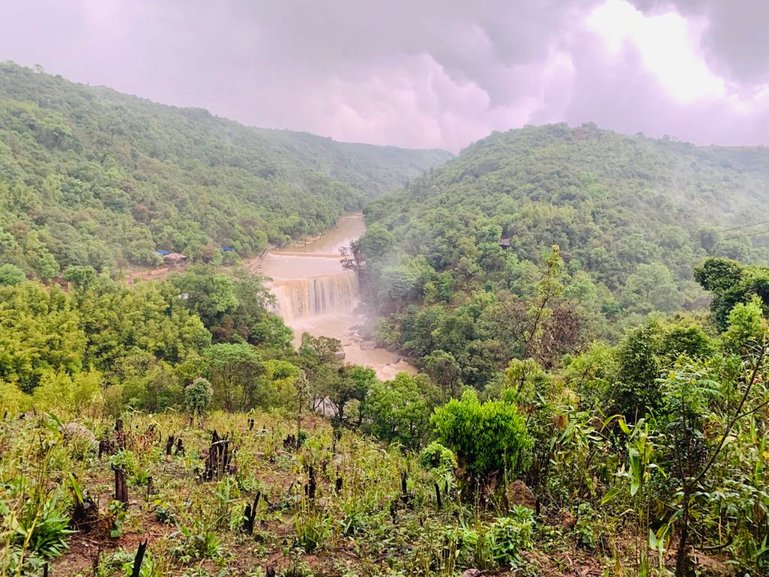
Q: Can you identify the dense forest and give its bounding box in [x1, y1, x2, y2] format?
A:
[2, 68, 769, 576]
[3, 256, 769, 576]
[356, 123, 769, 385]
[0, 62, 450, 278]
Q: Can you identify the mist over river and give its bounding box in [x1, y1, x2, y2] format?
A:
[254, 214, 415, 380]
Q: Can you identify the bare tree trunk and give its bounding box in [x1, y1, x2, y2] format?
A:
[676, 491, 691, 577]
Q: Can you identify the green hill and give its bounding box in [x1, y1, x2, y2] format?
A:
[0, 61, 451, 278]
[359, 123, 769, 384]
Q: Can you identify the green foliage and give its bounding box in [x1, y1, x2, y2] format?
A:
[695, 257, 769, 331]
[723, 296, 768, 353]
[31, 370, 103, 417]
[365, 373, 440, 449]
[203, 343, 263, 411]
[488, 507, 535, 569]
[432, 389, 532, 482]
[171, 267, 239, 328]
[184, 377, 213, 416]
[419, 442, 457, 471]
[361, 124, 769, 383]
[0, 381, 32, 416]
[0, 264, 25, 285]
[0, 283, 86, 391]
[0, 61, 450, 276]
[170, 522, 222, 562]
[10, 496, 72, 561]
[293, 507, 333, 553]
[63, 265, 97, 291]
[613, 321, 664, 422]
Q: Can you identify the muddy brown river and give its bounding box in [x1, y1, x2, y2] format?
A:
[254, 214, 415, 381]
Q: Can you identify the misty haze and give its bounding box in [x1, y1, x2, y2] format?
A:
[1, 2, 768, 577]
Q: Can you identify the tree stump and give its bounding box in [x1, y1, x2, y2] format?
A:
[114, 467, 128, 507]
[203, 431, 233, 481]
[242, 492, 261, 534]
[115, 418, 126, 451]
[305, 466, 317, 501]
[165, 435, 175, 457]
[131, 540, 148, 577]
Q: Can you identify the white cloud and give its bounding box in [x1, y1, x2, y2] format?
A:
[586, 0, 724, 102]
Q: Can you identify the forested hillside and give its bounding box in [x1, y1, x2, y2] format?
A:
[0, 62, 451, 278]
[357, 123, 769, 385]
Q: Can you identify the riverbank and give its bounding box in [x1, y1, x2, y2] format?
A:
[122, 214, 415, 380]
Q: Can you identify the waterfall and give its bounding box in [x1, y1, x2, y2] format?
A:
[271, 271, 359, 320]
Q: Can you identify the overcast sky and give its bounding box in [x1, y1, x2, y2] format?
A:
[1, 0, 767, 151]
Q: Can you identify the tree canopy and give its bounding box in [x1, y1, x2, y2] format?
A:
[0, 61, 451, 278]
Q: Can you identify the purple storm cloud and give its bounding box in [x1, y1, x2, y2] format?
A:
[0, 0, 767, 151]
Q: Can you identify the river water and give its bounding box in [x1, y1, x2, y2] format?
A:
[254, 214, 415, 381]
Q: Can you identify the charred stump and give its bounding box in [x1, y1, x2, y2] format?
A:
[115, 418, 126, 450]
[165, 435, 175, 457]
[130, 540, 148, 577]
[98, 438, 115, 459]
[71, 493, 98, 531]
[400, 471, 413, 508]
[305, 465, 317, 501]
[282, 434, 297, 451]
[203, 431, 233, 481]
[114, 467, 128, 507]
[242, 492, 261, 534]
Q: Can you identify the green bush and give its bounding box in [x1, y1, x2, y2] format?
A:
[184, 377, 213, 416]
[432, 390, 532, 483]
[419, 442, 457, 471]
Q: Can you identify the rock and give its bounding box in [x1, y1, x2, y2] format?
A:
[63, 422, 97, 445]
[314, 397, 338, 418]
[507, 479, 536, 510]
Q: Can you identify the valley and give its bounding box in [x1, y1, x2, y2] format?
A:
[2, 62, 769, 577]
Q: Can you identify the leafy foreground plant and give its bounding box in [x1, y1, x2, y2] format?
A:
[2, 496, 72, 574]
[294, 505, 333, 553]
[170, 522, 222, 563]
[488, 506, 535, 569]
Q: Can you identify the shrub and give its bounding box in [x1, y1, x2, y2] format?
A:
[184, 377, 213, 416]
[365, 373, 441, 449]
[0, 381, 32, 417]
[0, 264, 25, 286]
[419, 442, 457, 471]
[432, 390, 532, 483]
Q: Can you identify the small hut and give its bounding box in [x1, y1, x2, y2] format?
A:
[499, 238, 513, 249]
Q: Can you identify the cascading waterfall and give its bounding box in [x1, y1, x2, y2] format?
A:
[271, 271, 359, 320]
[257, 213, 414, 380]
